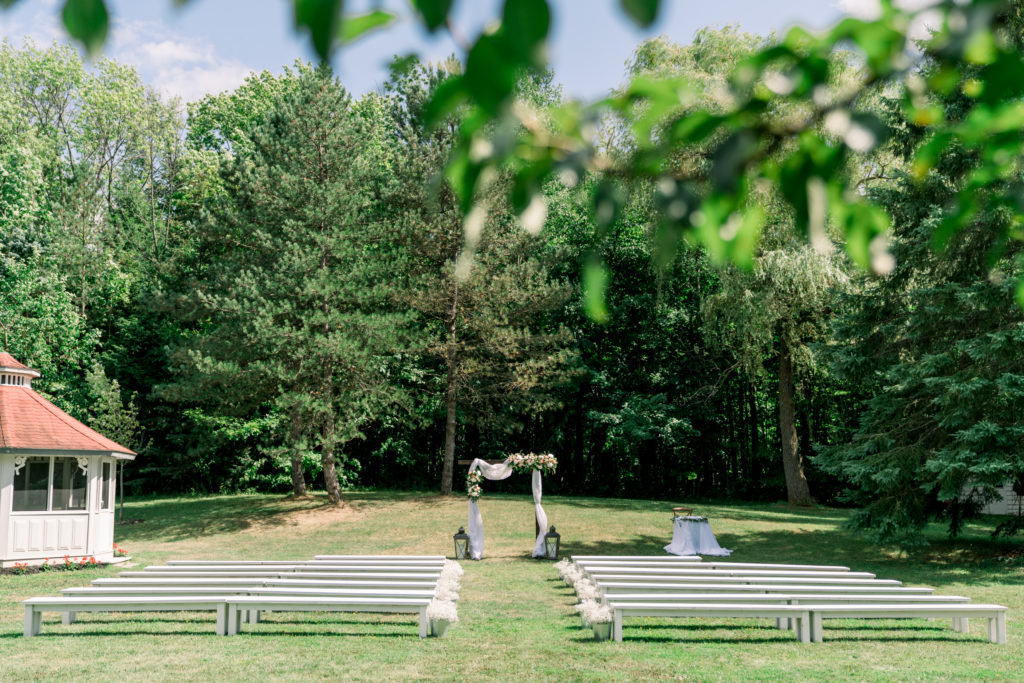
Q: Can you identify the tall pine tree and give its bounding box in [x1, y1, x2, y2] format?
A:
[170, 67, 404, 504]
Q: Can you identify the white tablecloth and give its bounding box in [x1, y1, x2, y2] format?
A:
[664, 516, 732, 556]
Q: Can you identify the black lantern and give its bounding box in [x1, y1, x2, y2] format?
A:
[543, 525, 561, 560]
[453, 526, 470, 560]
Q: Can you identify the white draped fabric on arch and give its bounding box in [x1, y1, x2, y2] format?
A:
[466, 458, 547, 560]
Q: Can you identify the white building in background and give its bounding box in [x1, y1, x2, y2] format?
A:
[0, 352, 135, 567]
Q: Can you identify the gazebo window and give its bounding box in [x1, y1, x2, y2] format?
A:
[52, 458, 88, 511]
[12, 457, 51, 511]
[12, 456, 88, 512]
[100, 462, 112, 510]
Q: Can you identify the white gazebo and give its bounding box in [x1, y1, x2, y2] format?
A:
[0, 352, 136, 566]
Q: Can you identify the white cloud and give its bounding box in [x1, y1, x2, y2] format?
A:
[1, 9, 253, 102]
[110, 19, 254, 101]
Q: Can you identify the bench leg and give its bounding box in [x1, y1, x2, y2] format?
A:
[227, 607, 240, 636]
[251, 610, 260, 624]
[613, 611, 623, 642]
[216, 604, 227, 636]
[987, 615, 1006, 645]
[959, 617, 969, 633]
[62, 610, 77, 625]
[809, 613, 823, 643]
[24, 607, 41, 637]
[418, 608, 429, 638]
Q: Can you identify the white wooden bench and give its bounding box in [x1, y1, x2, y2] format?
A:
[92, 577, 439, 591]
[582, 567, 877, 580]
[141, 564, 443, 574]
[607, 602, 813, 643]
[802, 604, 1008, 644]
[164, 561, 444, 565]
[600, 592, 970, 630]
[593, 581, 932, 596]
[570, 555, 701, 562]
[575, 560, 852, 572]
[314, 555, 446, 560]
[23, 596, 230, 637]
[118, 570, 440, 581]
[589, 574, 901, 587]
[223, 596, 432, 637]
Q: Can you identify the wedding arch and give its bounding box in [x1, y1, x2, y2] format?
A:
[464, 453, 557, 560]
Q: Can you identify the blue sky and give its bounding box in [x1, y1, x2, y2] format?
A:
[0, 0, 865, 102]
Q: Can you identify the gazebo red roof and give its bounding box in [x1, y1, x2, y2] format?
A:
[0, 354, 135, 456]
[0, 352, 31, 370]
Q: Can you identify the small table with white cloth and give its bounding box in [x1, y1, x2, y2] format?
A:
[664, 515, 732, 556]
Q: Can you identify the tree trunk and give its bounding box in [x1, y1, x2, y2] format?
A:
[440, 282, 459, 495]
[779, 338, 813, 505]
[320, 411, 343, 506]
[288, 413, 307, 497]
[440, 360, 458, 495]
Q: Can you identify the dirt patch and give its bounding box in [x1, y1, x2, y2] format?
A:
[241, 502, 365, 534]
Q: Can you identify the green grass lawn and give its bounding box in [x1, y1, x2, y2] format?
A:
[2, 492, 1023, 681]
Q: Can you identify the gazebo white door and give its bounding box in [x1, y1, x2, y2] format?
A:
[89, 459, 116, 556]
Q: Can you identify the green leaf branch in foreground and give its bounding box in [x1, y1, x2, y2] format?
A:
[425, 0, 1024, 310]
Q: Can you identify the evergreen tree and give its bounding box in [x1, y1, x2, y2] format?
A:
[169, 67, 404, 504]
[818, 17, 1024, 539]
[383, 62, 574, 495]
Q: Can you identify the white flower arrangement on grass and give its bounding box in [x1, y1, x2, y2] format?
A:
[554, 559, 570, 576]
[426, 599, 459, 623]
[582, 602, 613, 624]
[574, 580, 600, 602]
[437, 574, 461, 590]
[575, 598, 598, 616]
[442, 560, 464, 580]
[434, 582, 460, 602]
[561, 564, 582, 585]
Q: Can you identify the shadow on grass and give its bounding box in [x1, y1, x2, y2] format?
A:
[549, 496, 849, 525]
[114, 492, 454, 544]
[238, 629, 416, 637]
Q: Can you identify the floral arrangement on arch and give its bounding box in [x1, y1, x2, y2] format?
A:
[466, 470, 483, 501]
[466, 453, 558, 500]
[507, 452, 557, 474]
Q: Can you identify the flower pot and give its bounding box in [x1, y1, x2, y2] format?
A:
[580, 615, 590, 629]
[431, 619, 453, 638]
[592, 621, 612, 641]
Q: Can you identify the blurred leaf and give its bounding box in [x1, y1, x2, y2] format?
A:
[341, 10, 396, 43]
[833, 201, 890, 269]
[729, 205, 765, 270]
[410, 0, 452, 32]
[593, 181, 625, 233]
[387, 53, 419, 80]
[502, 0, 549, 62]
[294, 0, 342, 62]
[619, 0, 659, 28]
[583, 256, 610, 323]
[61, 0, 108, 55]
[1016, 279, 1024, 310]
[464, 34, 517, 115]
[710, 130, 757, 193]
[423, 76, 468, 127]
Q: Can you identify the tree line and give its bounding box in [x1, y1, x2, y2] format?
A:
[2, 26, 1022, 544]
